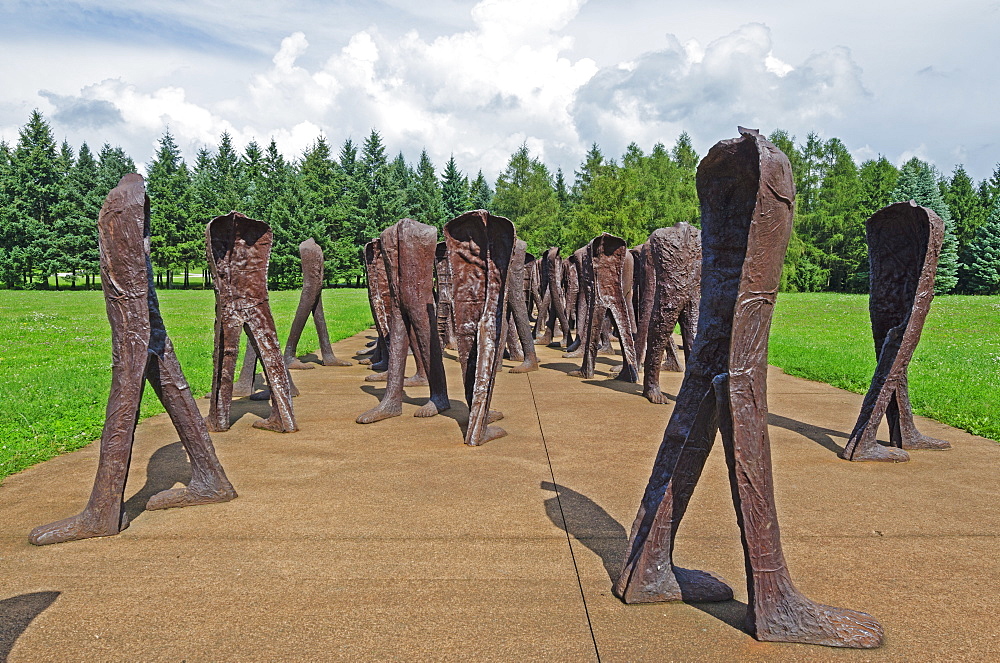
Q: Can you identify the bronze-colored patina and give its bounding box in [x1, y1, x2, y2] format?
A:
[445, 210, 515, 445]
[356, 218, 450, 423]
[506, 238, 539, 373]
[562, 246, 590, 358]
[362, 239, 391, 370]
[206, 212, 297, 433]
[284, 238, 352, 369]
[615, 129, 883, 649]
[435, 241, 459, 352]
[30, 175, 236, 546]
[570, 233, 638, 382]
[642, 223, 701, 404]
[840, 202, 949, 462]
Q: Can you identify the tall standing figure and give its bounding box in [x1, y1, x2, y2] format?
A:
[614, 129, 883, 649]
[361, 239, 391, 369]
[356, 218, 450, 423]
[642, 223, 701, 404]
[445, 210, 515, 445]
[30, 174, 236, 546]
[284, 237, 352, 369]
[206, 212, 297, 433]
[840, 201, 949, 462]
[506, 238, 539, 373]
[435, 241, 459, 351]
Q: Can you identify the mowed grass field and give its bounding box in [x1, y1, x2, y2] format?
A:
[0, 288, 373, 480]
[769, 293, 999, 442]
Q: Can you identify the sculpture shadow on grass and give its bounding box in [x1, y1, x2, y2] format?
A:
[540, 481, 626, 580]
[0, 591, 60, 661]
[122, 442, 191, 524]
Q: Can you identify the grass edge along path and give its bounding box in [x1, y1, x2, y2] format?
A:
[769, 292, 999, 443]
[0, 288, 373, 481]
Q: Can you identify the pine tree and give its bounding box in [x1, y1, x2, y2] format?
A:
[95, 144, 136, 193]
[492, 144, 560, 253]
[440, 155, 468, 221]
[892, 158, 959, 293]
[468, 170, 493, 210]
[9, 110, 61, 287]
[669, 133, 699, 225]
[959, 200, 1000, 294]
[213, 132, 244, 213]
[357, 130, 405, 239]
[147, 130, 195, 288]
[407, 150, 446, 227]
[51, 142, 101, 288]
[945, 165, 986, 253]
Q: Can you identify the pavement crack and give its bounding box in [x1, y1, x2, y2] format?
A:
[526, 370, 601, 663]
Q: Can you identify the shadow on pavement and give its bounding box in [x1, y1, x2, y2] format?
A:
[0, 591, 60, 660]
[123, 442, 191, 524]
[540, 481, 626, 580]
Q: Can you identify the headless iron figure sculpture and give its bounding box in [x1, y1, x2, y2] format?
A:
[284, 238, 352, 369]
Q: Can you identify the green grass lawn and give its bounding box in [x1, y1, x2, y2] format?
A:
[770, 293, 999, 442]
[0, 288, 372, 480]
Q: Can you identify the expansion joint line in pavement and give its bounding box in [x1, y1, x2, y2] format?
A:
[525, 371, 602, 662]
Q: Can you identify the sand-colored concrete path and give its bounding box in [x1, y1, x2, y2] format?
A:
[0, 330, 997, 662]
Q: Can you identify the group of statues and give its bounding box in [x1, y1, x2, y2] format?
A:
[28, 127, 958, 651]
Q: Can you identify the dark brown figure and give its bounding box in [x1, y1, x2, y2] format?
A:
[533, 248, 572, 347]
[642, 223, 702, 404]
[614, 129, 883, 649]
[569, 233, 639, 382]
[29, 175, 236, 546]
[206, 212, 297, 433]
[435, 241, 459, 351]
[445, 210, 515, 445]
[356, 218, 450, 423]
[840, 202, 949, 462]
[506, 238, 539, 373]
[562, 246, 591, 358]
[361, 239, 391, 369]
[284, 238, 352, 369]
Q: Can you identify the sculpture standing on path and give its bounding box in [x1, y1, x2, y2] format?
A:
[840, 202, 949, 462]
[563, 246, 590, 358]
[445, 210, 515, 445]
[284, 238, 352, 369]
[435, 241, 459, 351]
[569, 233, 638, 382]
[356, 218, 450, 423]
[506, 238, 539, 373]
[361, 239, 390, 369]
[206, 212, 297, 433]
[615, 129, 883, 649]
[642, 223, 701, 404]
[30, 174, 236, 546]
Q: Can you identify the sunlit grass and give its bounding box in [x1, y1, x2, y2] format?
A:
[770, 293, 999, 442]
[0, 288, 372, 480]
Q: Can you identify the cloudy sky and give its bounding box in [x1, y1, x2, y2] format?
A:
[1, 0, 998, 182]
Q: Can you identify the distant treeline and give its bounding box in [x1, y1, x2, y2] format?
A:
[2, 110, 999, 293]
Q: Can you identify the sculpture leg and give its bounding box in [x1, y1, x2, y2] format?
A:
[841, 345, 911, 462]
[144, 338, 238, 510]
[30, 331, 150, 545]
[207, 316, 243, 432]
[716, 374, 883, 648]
[643, 302, 681, 404]
[313, 295, 352, 367]
[607, 293, 638, 383]
[410, 300, 451, 418]
[231, 331, 258, 398]
[245, 316, 298, 433]
[357, 305, 408, 423]
[550, 289, 572, 349]
[890, 373, 950, 450]
[534, 290, 552, 345]
[569, 299, 606, 379]
[505, 311, 524, 362]
[678, 296, 699, 364]
[563, 289, 588, 357]
[509, 285, 539, 374]
[404, 324, 430, 387]
[284, 286, 318, 370]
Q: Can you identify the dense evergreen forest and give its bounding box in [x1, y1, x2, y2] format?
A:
[2, 110, 999, 293]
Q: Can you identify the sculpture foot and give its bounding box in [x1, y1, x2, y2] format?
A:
[404, 374, 429, 387]
[371, 360, 388, 372]
[445, 342, 458, 351]
[146, 483, 237, 511]
[568, 369, 593, 378]
[562, 348, 584, 358]
[322, 357, 353, 367]
[662, 357, 682, 372]
[29, 510, 127, 546]
[752, 591, 884, 649]
[534, 334, 553, 346]
[356, 404, 403, 424]
[597, 346, 616, 356]
[901, 433, 951, 450]
[509, 359, 539, 373]
[507, 350, 525, 362]
[615, 366, 639, 383]
[252, 415, 297, 433]
[486, 409, 504, 424]
[643, 386, 670, 404]
[608, 364, 623, 378]
[840, 444, 909, 463]
[468, 425, 507, 446]
[365, 372, 389, 383]
[358, 358, 372, 366]
[286, 358, 315, 370]
[414, 397, 450, 418]
[618, 566, 734, 603]
[205, 416, 231, 433]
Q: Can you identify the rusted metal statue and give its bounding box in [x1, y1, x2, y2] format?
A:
[356, 218, 450, 423]
[29, 174, 236, 546]
[445, 210, 515, 445]
[840, 202, 949, 462]
[206, 212, 297, 433]
[284, 238, 352, 369]
[615, 129, 883, 649]
[642, 223, 702, 404]
[505, 238, 539, 373]
[360, 239, 390, 368]
[533, 248, 572, 347]
[569, 233, 638, 382]
[435, 241, 459, 351]
[563, 246, 590, 358]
